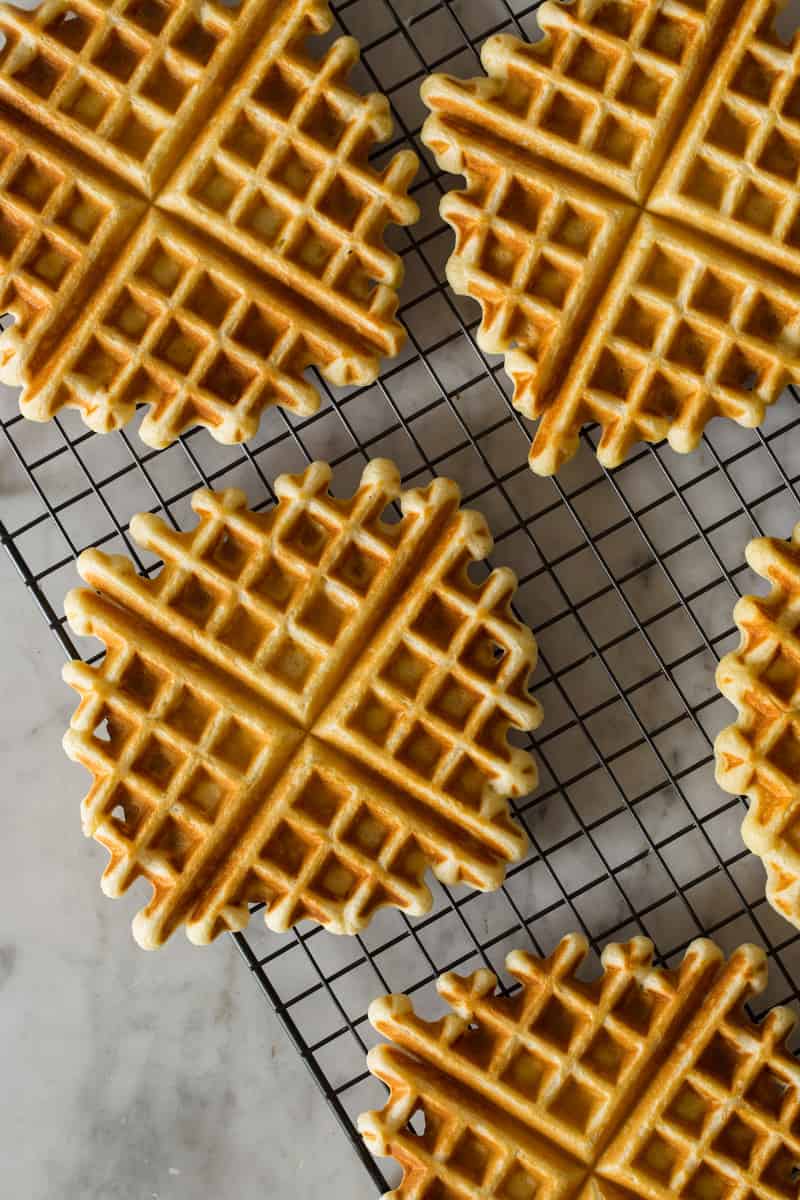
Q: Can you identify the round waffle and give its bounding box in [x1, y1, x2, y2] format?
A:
[422, 0, 800, 474]
[360, 932, 800, 1200]
[0, 0, 418, 446]
[62, 459, 541, 948]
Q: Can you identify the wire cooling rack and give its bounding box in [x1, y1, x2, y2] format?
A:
[2, 0, 800, 1191]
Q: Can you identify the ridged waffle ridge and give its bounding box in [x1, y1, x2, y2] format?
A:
[0, 0, 418, 446]
[360, 932, 800, 1200]
[62, 459, 540, 948]
[716, 525, 800, 929]
[422, 0, 800, 474]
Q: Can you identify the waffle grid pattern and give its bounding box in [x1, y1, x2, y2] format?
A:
[62, 460, 539, 947]
[0, 0, 244, 192]
[431, 151, 635, 417]
[1, 0, 799, 1192]
[361, 935, 800, 1200]
[0, 110, 144, 385]
[531, 215, 800, 474]
[0, 0, 419, 444]
[423, 0, 726, 203]
[716, 526, 800, 931]
[318, 510, 539, 868]
[162, 13, 418, 358]
[422, 0, 800, 474]
[653, 0, 800, 276]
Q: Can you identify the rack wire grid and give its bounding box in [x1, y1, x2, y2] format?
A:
[2, 0, 800, 1191]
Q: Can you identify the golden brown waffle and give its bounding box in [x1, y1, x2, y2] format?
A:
[62, 459, 540, 948]
[716, 525, 800, 930]
[0, 0, 418, 446]
[360, 932, 800, 1200]
[531, 213, 800, 473]
[652, 0, 800, 277]
[422, 0, 800, 474]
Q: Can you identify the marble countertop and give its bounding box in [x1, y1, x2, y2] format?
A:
[0, 548, 373, 1200]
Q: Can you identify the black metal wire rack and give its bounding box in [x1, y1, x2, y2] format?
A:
[2, 0, 800, 1192]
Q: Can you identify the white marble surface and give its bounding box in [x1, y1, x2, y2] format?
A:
[0, 549, 373, 1200]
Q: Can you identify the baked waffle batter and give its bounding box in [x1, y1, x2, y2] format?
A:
[423, 0, 800, 473]
[62, 460, 541, 947]
[361, 932, 800, 1200]
[0, 0, 418, 446]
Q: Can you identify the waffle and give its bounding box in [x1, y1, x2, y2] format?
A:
[0, 0, 418, 447]
[716, 525, 800, 930]
[651, 0, 800, 278]
[422, 0, 800, 474]
[530, 213, 800, 473]
[360, 932, 800, 1200]
[62, 459, 540, 948]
